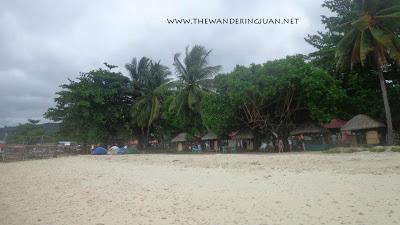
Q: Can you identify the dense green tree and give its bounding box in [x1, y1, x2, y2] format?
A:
[200, 93, 239, 136]
[335, 0, 400, 144]
[210, 56, 346, 137]
[170, 45, 222, 134]
[301, 67, 347, 122]
[158, 96, 188, 140]
[45, 67, 132, 151]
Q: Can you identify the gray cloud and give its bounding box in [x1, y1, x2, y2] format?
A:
[0, 0, 327, 127]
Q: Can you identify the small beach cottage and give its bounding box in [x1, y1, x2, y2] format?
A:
[341, 114, 386, 146]
[171, 132, 192, 152]
[290, 123, 328, 150]
[230, 130, 254, 151]
[201, 131, 219, 152]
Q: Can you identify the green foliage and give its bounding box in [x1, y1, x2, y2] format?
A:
[45, 68, 132, 146]
[301, 68, 346, 122]
[212, 55, 346, 136]
[368, 146, 386, 152]
[322, 148, 362, 154]
[125, 57, 171, 141]
[342, 73, 384, 118]
[307, 0, 400, 131]
[334, 0, 400, 144]
[170, 45, 222, 134]
[6, 120, 57, 144]
[42, 35, 399, 147]
[305, 0, 358, 73]
[159, 96, 186, 139]
[200, 93, 239, 136]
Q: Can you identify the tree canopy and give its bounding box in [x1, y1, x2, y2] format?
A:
[203, 56, 346, 137]
[45, 68, 132, 147]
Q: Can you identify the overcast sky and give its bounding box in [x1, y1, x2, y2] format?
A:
[0, 0, 329, 127]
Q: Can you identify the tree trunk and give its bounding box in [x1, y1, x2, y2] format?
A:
[140, 127, 148, 150]
[378, 69, 394, 145]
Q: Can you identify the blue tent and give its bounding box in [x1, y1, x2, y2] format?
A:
[117, 146, 127, 154]
[92, 147, 107, 155]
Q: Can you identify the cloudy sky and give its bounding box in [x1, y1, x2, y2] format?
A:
[0, 0, 329, 127]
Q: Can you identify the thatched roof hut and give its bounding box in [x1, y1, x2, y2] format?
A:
[290, 124, 325, 136]
[171, 132, 192, 143]
[231, 130, 254, 140]
[201, 131, 218, 141]
[341, 114, 385, 131]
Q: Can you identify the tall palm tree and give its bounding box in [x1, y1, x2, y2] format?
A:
[335, 0, 400, 144]
[171, 45, 221, 127]
[125, 57, 171, 141]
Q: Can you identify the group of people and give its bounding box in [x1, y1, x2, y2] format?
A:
[287, 135, 307, 152]
[261, 135, 306, 153]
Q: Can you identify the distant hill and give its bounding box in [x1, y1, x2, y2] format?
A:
[0, 123, 60, 140]
[42, 123, 60, 134]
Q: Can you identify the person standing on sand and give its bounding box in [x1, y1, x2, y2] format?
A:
[299, 134, 306, 151]
[287, 137, 292, 152]
[278, 138, 284, 153]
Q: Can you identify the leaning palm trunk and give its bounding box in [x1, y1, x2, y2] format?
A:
[378, 69, 394, 145]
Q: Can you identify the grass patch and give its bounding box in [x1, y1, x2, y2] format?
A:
[342, 148, 361, 153]
[322, 148, 360, 154]
[368, 147, 386, 153]
[322, 148, 341, 154]
[391, 146, 400, 152]
[368, 146, 386, 152]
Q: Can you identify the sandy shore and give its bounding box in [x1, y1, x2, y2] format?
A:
[1, 152, 400, 225]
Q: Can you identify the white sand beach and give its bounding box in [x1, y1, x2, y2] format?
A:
[1, 152, 400, 225]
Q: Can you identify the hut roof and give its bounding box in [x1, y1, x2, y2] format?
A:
[171, 132, 191, 143]
[323, 119, 347, 129]
[341, 114, 385, 131]
[290, 124, 325, 135]
[231, 130, 254, 140]
[201, 131, 218, 140]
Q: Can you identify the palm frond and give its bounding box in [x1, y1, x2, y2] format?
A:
[351, 34, 361, 67]
[370, 27, 400, 60]
[377, 5, 400, 15]
[351, 15, 370, 31]
[360, 30, 375, 65]
[125, 58, 138, 80]
[376, 12, 400, 30]
[173, 53, 188, 79]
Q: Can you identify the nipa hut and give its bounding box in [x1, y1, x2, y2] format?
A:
[201, 131, 219, 152]
[290, 124, 328, 151]
[230, 130, 254, 151]
[341, 114, 385, 146]
[171, 132, 192, 152]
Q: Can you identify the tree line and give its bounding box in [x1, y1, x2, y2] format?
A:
[43, 0, 399, 149]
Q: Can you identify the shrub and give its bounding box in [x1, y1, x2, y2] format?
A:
[391, 146, 400, 152]
[368, 146, 386, 152]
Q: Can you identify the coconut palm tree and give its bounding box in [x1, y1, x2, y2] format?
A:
[335, 0, 400, 144]
[171, 45, 221, 129]
[125, 57, 171, 142]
